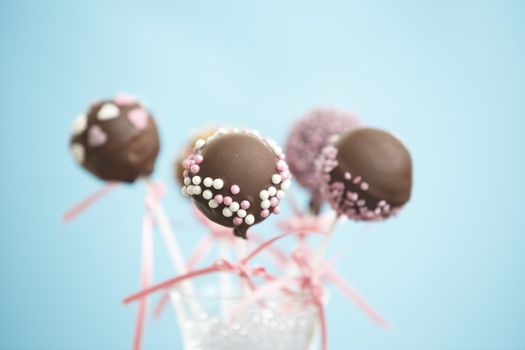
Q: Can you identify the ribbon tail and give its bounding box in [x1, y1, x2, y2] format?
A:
[124, 266, 218, 305]
[187, 233, 215, 269]
[326, 270, 389, 329]
[133, 213, 154, 350]
[62, 181, 119, 223]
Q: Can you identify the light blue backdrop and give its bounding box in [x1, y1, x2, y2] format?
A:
[1, 1, 524, 349]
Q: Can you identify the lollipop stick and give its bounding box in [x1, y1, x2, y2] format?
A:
[142, 179, 201, 315]
[234, 236, 248, 296]
[315, 214, 340, 263]
[218, 238, 233, 320]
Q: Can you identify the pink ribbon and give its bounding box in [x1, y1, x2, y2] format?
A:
[62, 181, 119, 222]
[228, 247, 388, 350]
[132, 181, 166, 350]
[124, 231, 387, 350]
[124, 231, 313, 304]
[133, 214, 154, 350]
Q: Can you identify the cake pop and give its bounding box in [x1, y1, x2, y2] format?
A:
[285, 108, 361, 214]
[69, 93, 160, 183]
[317, 128, 412, 220]
[181, 128, 291, 238]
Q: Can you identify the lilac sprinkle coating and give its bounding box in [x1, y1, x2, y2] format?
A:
[285, 107, 361, 214]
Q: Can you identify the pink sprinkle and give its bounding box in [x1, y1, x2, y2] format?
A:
[378, 200, 386, 207]
[214, 195, 223, 204]
[114, 92, 136, 106]
[127, 108, 149, 130]
[360, 182, 369, 191]
[353, 176, 362, 184]
[230, 185, 240, 195]
[344, 172, 351, 180]
[194, 154, 204, 164]
[241, 200, 250, 209]
[190, 164, 200, 174]
[183, 170, 188, 178]
[260, 209, 270, 218]
[223, 196, 233, 206]
[272, 206, 281, 214]
[270, 197, 279, 207]
[87, 125, 107, 147]
[357, 199, 366, 207]
[276, 160, 286, 171]
[233, 217, 243, 226]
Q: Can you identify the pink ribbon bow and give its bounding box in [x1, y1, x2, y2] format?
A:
[227, 248, 389, 350]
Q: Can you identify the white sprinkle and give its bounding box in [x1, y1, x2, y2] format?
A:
[268, 186, 277, 196]
[259, 190, 269, 200]
[195, 139, 206, 149]
[71, 113, 87, 135]
[97, 103, 120, 120]
[276, 190, 286, 199]
[184, 177, 191, 185]
[229, 202, 240, 212]
[192, 176, 201, 185]
[203, 177, 213, 187]
[261, 199, 271, 209]
[192, 185, 202, 195]
[186, 185, 194, 195]
[70, 143, 85, 164]
[208, 200, 219, 208]
[213, 179, 224, 190]
[203, 190, 213, 200]
[271, 174, 282, 184]
[181, 186, 188, 197]
[281, 179, 291, 191]
[245, 214, 255, 225]
[215, 128, 227, 135]
[222, 208, 233, 217]
[237, 209, 247, 218]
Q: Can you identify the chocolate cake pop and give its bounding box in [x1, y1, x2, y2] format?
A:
[69, 93, 160, 183]
[174, 127, 218, 186]
[285, 108, 361, 214]
[181, 129, 291, 239]
[317, 128, 412, 221]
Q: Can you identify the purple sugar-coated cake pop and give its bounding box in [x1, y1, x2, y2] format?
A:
[181, 128, 291, 239]
[69, 93, 160, 183]
[317, 128, 412, 221]
[285, 107, 361, 214]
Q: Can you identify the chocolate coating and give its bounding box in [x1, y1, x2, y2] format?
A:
[317, 128, 412, 220]
[285, 108, 361, 214]
[181, 129, 291, 239]
[69, 94, 160, 183]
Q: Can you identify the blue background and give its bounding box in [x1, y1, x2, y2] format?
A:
[1, 1, 524, 349]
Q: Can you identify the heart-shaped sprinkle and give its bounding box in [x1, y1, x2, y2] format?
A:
[114, 92, 136, 106]
[87, 125, 108, 147]
[127, 108, 149, 130]
[70, 143, 85, 164]
[71, 113, 87, 135]
[97, 103, 120, 121]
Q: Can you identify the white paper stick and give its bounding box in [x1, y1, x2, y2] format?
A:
[143, 179, 202, 316]
[218, 238, 233, 320]
[234, 236, 248, 297]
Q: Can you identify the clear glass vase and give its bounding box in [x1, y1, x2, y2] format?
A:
[171, 290, 319, 350]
